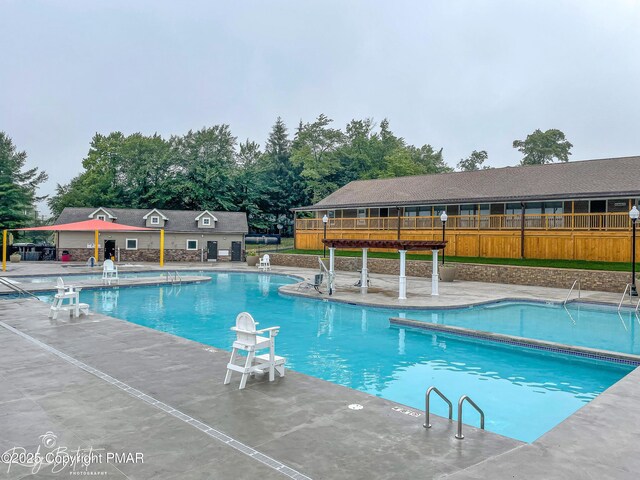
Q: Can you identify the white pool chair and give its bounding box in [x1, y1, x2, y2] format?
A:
[102, 259, 119, 285]
[257, 254, 271, 272]
[224, 312, 285, 389]
[49, 278, 88, 319]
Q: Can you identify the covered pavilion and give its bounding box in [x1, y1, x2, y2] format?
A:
[321, 239, 447, 299]
[2, 219, 161, 272]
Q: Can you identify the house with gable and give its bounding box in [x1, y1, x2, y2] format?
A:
[54, 207, 248, 262]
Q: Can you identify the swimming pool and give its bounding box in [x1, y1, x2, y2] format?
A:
[37, 272, 634, 443]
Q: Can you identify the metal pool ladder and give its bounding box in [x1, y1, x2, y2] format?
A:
[455, 395, 485, 440]
[166, 271, 182, 285]
[423, 386, 485, 440]
[424, 386, 453, 428]
[563, 279, 581, 305]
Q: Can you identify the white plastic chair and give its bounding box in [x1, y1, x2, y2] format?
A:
[257, 254, 271, 271]
[102, 259, 119, 285]
[224, 312, 285, 389]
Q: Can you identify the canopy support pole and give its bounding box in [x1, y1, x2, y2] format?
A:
[432, 249, 439, 296]
[94, 230, 99, 261]
[361, 248, 368, 294]
[2, 229, 7, 272]
[160, 229, 165, 267]
[398, 249, 407, 300]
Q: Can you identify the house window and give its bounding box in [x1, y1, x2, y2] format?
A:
[460, 204, 477, 216]
[505, 203, 523, 215]
[186, 239, 198, 250]
[126, 238, 138, 250]
[202, 217, 211, 226]
[150, 216, 160, 225]
[97, 215, 106, 221]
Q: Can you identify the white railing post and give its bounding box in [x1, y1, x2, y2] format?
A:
[432, 249, 439, 296]
[329, 247, 335, 294]
[398, 249, 407, 300]
[361, 248, 368, 294]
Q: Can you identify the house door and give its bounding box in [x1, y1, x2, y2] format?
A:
[207, 241, 218, 261]
[231, 241, 242, 261]
[104, 240, 116, 261]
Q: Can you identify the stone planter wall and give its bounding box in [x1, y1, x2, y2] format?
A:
[270, 253, 629, 293]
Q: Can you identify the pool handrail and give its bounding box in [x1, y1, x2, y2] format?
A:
[563, 279, 581, 305]
[0, 277, 39, 299]
[618, 284, 632, 312]
[455, 395, 485, 440]
[423, 386, 453, 429]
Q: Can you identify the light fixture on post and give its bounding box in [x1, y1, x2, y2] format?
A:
[440, 211, 448, 265]
[322, 214, 329, 258]
[630, 206, 639, 296]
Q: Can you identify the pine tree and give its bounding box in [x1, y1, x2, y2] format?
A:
[0, 132, 48, 230]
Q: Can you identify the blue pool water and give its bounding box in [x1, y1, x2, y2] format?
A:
[407, 301, 640, 355]
[38, 272, 633, 443]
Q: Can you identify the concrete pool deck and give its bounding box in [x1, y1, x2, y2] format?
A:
[1, 262, 639, 478]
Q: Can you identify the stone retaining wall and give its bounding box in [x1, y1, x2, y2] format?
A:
[59, 248, 230, 263]
[270, 253, 629, 293]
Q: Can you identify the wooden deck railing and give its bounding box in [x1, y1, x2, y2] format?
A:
[296, 212, 632, 231]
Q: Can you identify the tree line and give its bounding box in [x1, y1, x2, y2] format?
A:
[47, 115, 454, 233]
[1, 120, 573, 233]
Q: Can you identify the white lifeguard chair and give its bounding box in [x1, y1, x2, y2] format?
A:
[102, 259, 119, 285]
[257, 254, 271, 272]
[223, 312, 286, 389]
[49, 278, 89, 320]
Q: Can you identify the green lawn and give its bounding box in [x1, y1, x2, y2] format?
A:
[279, 248, 638, 272]
[249, 237, 295, 254]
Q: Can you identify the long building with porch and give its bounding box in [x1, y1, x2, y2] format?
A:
[294, 156, 640, 263]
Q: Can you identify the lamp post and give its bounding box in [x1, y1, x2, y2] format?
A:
[630, 206, 639, 296]
[322, 214, 328, 258]
[440, 211, 448, 265]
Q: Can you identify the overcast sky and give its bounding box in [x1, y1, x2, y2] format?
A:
[2, 0, 640, 214]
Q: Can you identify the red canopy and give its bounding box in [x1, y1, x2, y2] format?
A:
[16, 219, 156, 232]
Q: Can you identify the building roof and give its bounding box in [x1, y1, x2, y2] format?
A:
[19, 219, 154, 232]
[298, 156, 640, 210]
[56, 208, 248, 234]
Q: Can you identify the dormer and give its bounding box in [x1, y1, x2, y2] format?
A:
[195, 210, 218, 229]
[143, 208, 168, 228]
[89, 207, 117, 222]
